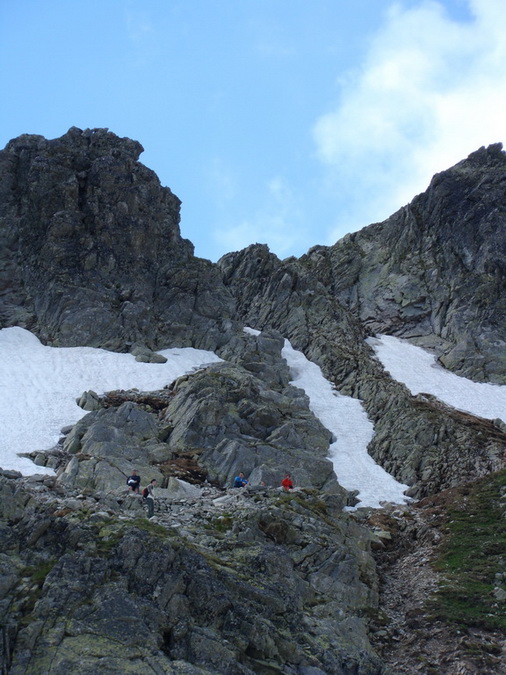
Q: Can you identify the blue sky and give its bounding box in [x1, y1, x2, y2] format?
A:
[1, 0, 505, 261]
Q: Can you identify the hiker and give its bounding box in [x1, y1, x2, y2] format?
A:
[126, 469, 141, 493]
[281, 473, 294, 491]
[233, 472, 248, 488]
[143, 479, 157, 517]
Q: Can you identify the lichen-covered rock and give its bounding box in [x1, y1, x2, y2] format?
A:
[1, 475, 384, 675]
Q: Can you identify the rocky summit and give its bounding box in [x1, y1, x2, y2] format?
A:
[0, 128, 505, 675]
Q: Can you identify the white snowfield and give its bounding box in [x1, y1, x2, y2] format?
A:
[366, 335, 506, 425]
[1, 326, 504, 509]
[0, 327, 222, 476]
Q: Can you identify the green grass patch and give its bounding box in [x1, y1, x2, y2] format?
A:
[24, 559, 57, 587]
[205, 513, 234, 533]
[95, 525, 124, 556]
[94, 517, 168, 555]
[17, 560, 58, 626]
[129, 517, 168, 537]
[430, 469, 506, 631]
[274, 491, 333, 526]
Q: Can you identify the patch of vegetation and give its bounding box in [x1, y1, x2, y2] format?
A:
[24, 559, 57, 587]
[274, 491, 333, 526]
[430, 469, 506, 631]
[198, 549, 238, 571]
[129, 517, 168, 537]
[17, 560, 58, 626]
[94, 516, 169, 555]
[205, 514, 234, 533]
[95, 524, 124, 556]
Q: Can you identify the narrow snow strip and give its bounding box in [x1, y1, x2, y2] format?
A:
[281, 341, 410, 508]
[367, 335, 506, 424]
[244, 327, 410, 508]
[0, 327, 222, 475]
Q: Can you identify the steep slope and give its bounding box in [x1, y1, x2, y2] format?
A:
[218, 244, 506, 498]
[0, 469, 383, 675]
[2, 127, 504, 498]
[301, 143, 506, 384]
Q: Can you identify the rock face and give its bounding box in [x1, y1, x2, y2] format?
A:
[179, 329, 340, 491]
[0, 127, 237, 351]
[1, 129, 506, 674]
[56, 330, 343, 500]
[0, 471, 382, 675]
[218, 244, 506, 499]
[300, 143, 506, 385]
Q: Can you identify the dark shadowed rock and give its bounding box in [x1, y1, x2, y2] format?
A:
[0, 127, 238, 351]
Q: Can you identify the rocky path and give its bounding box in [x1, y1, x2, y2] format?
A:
[367, 500, 506, 675]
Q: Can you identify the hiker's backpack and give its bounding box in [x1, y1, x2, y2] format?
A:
[142, 487, 149, 499]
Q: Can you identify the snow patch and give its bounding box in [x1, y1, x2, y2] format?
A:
[0, 327, 222, 475]
[367, 335, 506, 424]
[244, 326, 410, 508]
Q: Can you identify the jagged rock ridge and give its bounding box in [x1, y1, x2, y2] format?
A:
[301, 143, 506, 384]
[1, 128, 505, 675]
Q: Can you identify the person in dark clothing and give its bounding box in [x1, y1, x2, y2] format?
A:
[126, 469, 141, 493]
[143, 479, 157, 517]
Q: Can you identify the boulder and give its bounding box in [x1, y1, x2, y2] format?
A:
[162, 360, 338, 492]
[59, 402, 168, 491]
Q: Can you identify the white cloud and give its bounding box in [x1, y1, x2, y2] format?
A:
[312, 0, 506, 244]
[124, 6, 160, 69]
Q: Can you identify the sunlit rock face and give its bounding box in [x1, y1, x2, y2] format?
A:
[300, 143, 506, 385]
[0, 127, 237, 352]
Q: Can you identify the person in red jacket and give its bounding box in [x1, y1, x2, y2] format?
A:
[281, 473, 294, 491]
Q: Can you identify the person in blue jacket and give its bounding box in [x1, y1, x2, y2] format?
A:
[233, 472, 248, 488]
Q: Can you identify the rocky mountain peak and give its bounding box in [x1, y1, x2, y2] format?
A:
[0, 127, 237, 351]
[295, 142, 506, 384]
[457, 140, 504, 169]
[4, 126, 145, 162]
